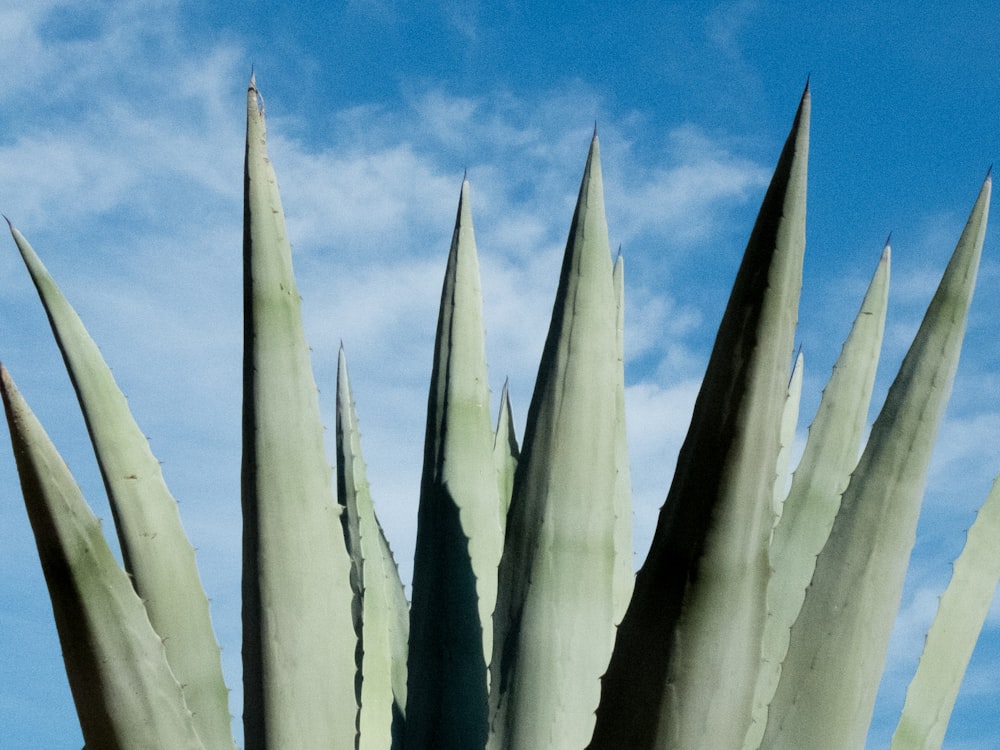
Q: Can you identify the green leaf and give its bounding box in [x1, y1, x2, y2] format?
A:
[589, 85, 810, 750]
[406, 177, 501, 749]
[0, 366, 207, 750]
[744, 244, 889, 750]
[762, 177, 991, 750]
[240, 75, 357, 750]
[612, 252, 634, 622]
[7, 223, 234, 750]
[488, 133, 620, 750]
[336, 346, 409, 750]
[493, 378, 519, 533]
[890, 473, 1000, 750]
[771, 349, 803, 525]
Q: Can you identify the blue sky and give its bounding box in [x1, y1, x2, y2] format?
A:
[1, 1, 999, 747]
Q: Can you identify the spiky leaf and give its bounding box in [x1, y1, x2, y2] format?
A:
[241, 76, 357, 750]
[406, 178, 501, 749]
[744, 244, 889, 750]
[762, 177, 991, 750]
[488, 133, 620, 750]
[0, 366, 207, 750]
[6, 223, 234, 750]
[589, 86, 810, 750]
[771, 350, 803, 524]
[493, 379, 519, 533]
[889, 472, 1000, 750]
[336, 347, 409, 750]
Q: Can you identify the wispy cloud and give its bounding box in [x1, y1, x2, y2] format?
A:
[705, 0, 759, 61]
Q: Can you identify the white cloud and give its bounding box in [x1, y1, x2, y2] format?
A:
[624, 378, 701, 559]
[705, 0, 759, 60]
[605, 123, 771, 247]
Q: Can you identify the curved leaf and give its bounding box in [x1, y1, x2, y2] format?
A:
[7, 223, 234, 750]
[1, 366, 207, 750]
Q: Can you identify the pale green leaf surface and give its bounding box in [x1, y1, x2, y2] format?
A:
[890, 473, 1000, 750]
[771, 350, 803, 525]
[492, 378, 519, 533]
[589, 86, 809, 750]
[743, 244, 889, 750]
[336, 347, 409, 750]
[406, 178, 500, 749]
[762, 178, 990, 750]
[241, 76, 357, 750]
[613, 252, 634, 623]
[7, 223, 235, 750]
[488, 134, 620, 750]
[1, 366, 207, 750]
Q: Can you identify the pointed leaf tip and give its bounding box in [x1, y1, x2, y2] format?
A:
[247, 74, 263, 116]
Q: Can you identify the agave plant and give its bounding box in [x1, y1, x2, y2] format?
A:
[2, 75, 998, 750]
